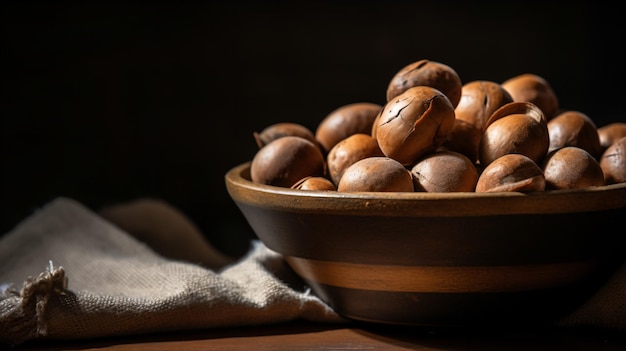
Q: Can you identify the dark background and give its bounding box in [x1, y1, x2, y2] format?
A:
[2, 1, 624, 258]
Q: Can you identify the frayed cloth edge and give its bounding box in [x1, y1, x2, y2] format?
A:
[0, 261, 68, 346]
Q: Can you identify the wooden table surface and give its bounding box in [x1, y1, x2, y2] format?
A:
[13, 321, 626, 351]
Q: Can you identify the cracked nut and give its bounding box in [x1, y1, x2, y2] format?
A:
[376, 86, 456, 166]
[253, 122, 319, 149]
[386, 59, 462, 107]
[479, 101, 549, 167]
[442, 81, 514, 163]
[475, 153, 545, 193]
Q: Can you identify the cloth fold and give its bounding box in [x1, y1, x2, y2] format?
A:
[1, 197, 624, 346]
[0, 197, 344, 346]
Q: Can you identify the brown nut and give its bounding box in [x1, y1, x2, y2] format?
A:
[501, 73, 559, 119]
[253, 122, 319, 149]
[291, 176, 337, 191]
[327, 133, 384, 185]
[597, 122, 626, 152]
[337, 157, 414, 192]
[542, 146, 605, 190]
[454, 80, 514, 132]
[315, 102, 383, 153]
[410, 150, 478, 192]
[475, 153, 545, 193]
[478, 101, 549, 167]
[376, 86, 456, 166]
[385, 59, 463, 107]
[442, 81, 514, 163]
[440, 118, 484, 163]
[599, 136, 626, 184]
[547, 110, 602, 159]
[250, 136, 326, 187]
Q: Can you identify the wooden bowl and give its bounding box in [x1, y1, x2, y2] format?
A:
[225, 162, 626, 327]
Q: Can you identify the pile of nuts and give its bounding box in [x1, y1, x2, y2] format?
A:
[249, 59, 626, 193]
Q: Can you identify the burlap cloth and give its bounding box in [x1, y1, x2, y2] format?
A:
[1, 197, 624, 346]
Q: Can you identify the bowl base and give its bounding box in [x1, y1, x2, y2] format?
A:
[300, 273, 613, 327]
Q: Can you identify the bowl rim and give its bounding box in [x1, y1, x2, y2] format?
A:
[225, 162, 626, 216]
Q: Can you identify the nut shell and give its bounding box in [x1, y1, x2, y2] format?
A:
[253, 122, 318, 149]
[599, 137, 626, 184]
[443, 81, 514, 163]
[315, 102, 383, 153]
[410, 150, 478, 192]
[376, 86, 456, 166]
[337, 157, 414, 192]
[250, 136, 326, 188]
[386, 59, 462, 107]
[542, 146, 605, 190]
[455, 80, 514, 132]
[291, 176, 337, 191]
[597, 122, 626, 152]
[501, 73, 559, 119]
[547, 110, 601, 159]
[327, 133, 384, 185]
[478, 102, 549, 167]
[475, 153, 545, 193]
[441, 118, 484, 163]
